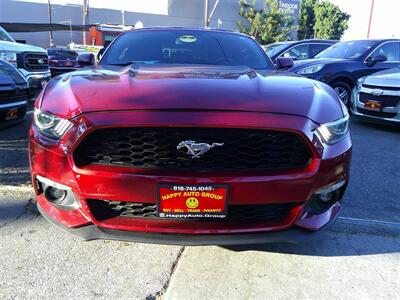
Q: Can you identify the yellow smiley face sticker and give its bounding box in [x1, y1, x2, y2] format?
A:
[179, 35, 197, 43]
[186, 197, 199, 209]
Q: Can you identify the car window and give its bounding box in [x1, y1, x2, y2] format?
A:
[370, 42, 400, 62]
[101, 30, 274, 70]
[315, 41, 376, 59]
[0, 27, 15, 42]
[48, 49, 78, 58]
[282, 44, 309, 60]
[310, 44, 331, 58]
[264, 43, 288, 57]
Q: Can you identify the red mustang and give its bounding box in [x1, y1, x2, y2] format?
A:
[30, 28, 351, 245]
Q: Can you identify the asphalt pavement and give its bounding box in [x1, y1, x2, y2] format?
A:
[0, 106, 399, 299]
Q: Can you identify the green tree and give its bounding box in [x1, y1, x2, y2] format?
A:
[298, 0, 317, 40]
[313, 1, 350, 39]
[237, 0, 294, 44]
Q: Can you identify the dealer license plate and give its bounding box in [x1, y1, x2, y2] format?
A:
[364, 100, 382, 111]
[158, 184, 228, 219]
[5, 108, 19, 120]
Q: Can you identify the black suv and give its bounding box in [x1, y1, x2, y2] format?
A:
[264, 39, 337, 63]
[0, 59, 29, 127]
[290, 39, 400, 105]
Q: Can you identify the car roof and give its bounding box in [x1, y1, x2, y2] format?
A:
[47, 47, 76, 52]
[267, 39, 337, 46]
[341, 39, 400, 43]
[128, 26, 251, 37]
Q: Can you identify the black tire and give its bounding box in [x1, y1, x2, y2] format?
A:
[331, 81, 352, 106]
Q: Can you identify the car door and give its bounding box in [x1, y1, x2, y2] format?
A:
[360, 41, 400, 77]
[281, 44, 310, 61]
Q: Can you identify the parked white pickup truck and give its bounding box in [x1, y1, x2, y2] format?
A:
[0, 26, 51, 96]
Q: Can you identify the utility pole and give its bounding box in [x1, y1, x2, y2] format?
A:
[204, 0, 209, 28]
[367, 0, 375, 38]
[47, 0, 54, 47]
[82, 0, 89, 45]
[208, 0, 220, 28]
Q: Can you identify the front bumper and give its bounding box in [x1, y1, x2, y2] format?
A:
[0, 100, 28, 128]
[30, 110, 352, 244]
[37, 201, 340, 245]
[350, 87, 400, 126]
[18, 69, 51, 89]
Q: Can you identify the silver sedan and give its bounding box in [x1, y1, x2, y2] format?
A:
[351, 67, 400, 125]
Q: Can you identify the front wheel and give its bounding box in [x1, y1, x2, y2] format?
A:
[331, 81, 352, 106]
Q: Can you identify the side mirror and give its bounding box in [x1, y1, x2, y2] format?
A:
[276, 57, 294, 70]
[97, 47, 105, 60]
[366, 55, 387, 67]
[76, 53, 95, 67]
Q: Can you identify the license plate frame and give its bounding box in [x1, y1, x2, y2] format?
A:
[5, 108, 19, 120]
[157, 184, 228, 220]
[364, 100, 382, 111]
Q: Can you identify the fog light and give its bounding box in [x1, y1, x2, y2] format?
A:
[318, 193, 334, 203]
[36, 175, 80, 211]
[44, 186, 67, 203]
[315, 180, 346, 195]
[305, 180, 346, 214]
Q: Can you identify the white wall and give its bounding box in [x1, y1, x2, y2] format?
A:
[330, 0, 400, 40]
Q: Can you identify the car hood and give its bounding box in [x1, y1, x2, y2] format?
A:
[363, 67, 400, 87]
[40, 64, 343, 124]
[0, 60, 27, 85]
[0, 40, 47, 54]
[291, 58, 352, 71]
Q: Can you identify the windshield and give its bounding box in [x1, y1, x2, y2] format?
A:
[101, 30, 274, 70]
[48, 49, 78, 58]
[0, 27, 15, 42]
[315, 40, 376, 59]
[264, 43, 288, 57]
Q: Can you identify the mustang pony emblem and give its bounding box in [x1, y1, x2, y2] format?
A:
[177, 140, 224, 158]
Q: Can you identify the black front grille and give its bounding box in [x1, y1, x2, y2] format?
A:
[359, 92, 400, 107]
[358, 108, 398, 118]
[0, 88, 29, 104]
[74, 128, 311, 172]
[19, 52, 49, 71]
[87, 199, 301, 221]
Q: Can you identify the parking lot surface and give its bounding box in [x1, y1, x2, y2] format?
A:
[0, 107, 399, 299]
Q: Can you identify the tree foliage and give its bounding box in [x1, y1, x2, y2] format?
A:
[237, 0, 294, 44]
[299, 0, 350, 40]
[313, 1, 350, 40]
[298, 0, 317, 40]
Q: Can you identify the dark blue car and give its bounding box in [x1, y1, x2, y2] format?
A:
[290, 39, 400, 105]
[264, 39, 337, 63]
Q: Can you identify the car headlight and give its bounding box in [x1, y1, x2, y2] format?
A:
[34, 109, 72, 139]
[297, 64, 325, 75]
[356, 77, 366, 89]
[0, 51, 18, 67]
[315, 114, 349, 145]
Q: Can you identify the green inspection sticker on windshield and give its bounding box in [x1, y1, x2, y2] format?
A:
[179, 35, 197, 43]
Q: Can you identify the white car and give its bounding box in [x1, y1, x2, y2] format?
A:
[0, 26, 51, 96]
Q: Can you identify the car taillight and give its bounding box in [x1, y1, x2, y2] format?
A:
[49, 59, 58, 65]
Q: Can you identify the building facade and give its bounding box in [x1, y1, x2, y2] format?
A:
[0, 0, 243, 48]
